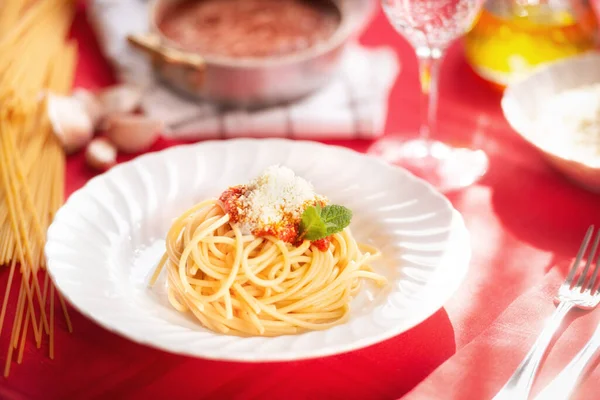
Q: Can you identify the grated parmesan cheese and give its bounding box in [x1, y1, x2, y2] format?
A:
[236, 165, 326, 234]
[534, 84, 600, 167]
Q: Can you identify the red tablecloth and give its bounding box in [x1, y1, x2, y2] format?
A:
[1, 3, 600, 400]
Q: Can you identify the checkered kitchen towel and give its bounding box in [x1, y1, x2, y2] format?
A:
[87, 0, 400, 140]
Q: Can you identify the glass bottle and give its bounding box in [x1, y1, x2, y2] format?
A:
[464, 0, 599, 89]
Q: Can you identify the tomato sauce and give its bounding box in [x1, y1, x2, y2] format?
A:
[218, 185, 245, 223]
[312, 237, 331, 251]
[158, 0, 341, 59]
[219, 186, 331, 251]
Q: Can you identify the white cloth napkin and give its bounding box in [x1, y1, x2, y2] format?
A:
[87, 0, 400, 140]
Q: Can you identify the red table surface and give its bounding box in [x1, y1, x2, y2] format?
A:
[1, 3, 600, 400]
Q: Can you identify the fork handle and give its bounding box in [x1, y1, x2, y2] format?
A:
[534, 324, 600, 400]
[493, 301, 574, 400]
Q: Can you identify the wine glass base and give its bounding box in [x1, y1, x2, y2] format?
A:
[368, 138, 488, 192]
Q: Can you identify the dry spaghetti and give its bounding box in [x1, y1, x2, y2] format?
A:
[0, 0, 76, 376]
[151, 168, 386, 336]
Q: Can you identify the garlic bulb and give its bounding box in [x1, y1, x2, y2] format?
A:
[85, 138, 117, 171]
[47, 93, 94, 154]
[103, 114, 163, 153]
[72, 88, 103, 128]
[98, 84, 143, 117]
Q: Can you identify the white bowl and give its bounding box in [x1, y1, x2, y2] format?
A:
[501, 52, 600, 193]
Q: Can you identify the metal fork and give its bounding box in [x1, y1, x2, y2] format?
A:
[493, 225, 600, 400]
[534, 319, 600, 400]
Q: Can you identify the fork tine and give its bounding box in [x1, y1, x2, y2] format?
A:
[586, 234, 600, 294]
[566, 226, 594, 286]
[578, 229, 600, 290]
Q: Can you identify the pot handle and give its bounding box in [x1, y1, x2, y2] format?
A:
[127, 33, 205, 71]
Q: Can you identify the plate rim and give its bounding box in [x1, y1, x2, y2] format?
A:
[46, 138, 470, 361]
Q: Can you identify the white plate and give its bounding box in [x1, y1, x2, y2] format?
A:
[46, 139, 469, 361]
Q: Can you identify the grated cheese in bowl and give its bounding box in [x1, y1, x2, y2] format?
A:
[534, 83, 600, 167]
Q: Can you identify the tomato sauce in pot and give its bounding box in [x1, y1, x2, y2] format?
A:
[158, 0, 341, 59]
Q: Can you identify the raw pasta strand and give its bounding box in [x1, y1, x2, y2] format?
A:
[37, 271, 51, 347]
[17, 301, 32, 363]
[0, 259, 16, 335]
[4, 282, 25, 377]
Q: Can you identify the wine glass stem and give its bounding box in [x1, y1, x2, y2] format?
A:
[416, 48, 443, 144]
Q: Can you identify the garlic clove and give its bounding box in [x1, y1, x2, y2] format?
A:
[72, 87, 103, 128]
[98, 84, 143, 117]
[47, 93, 94, 155]
[103, 114, 163, 153]
[85, 138, 117, 172]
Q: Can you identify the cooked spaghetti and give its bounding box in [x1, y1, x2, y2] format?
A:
[151, 166, 386, 336]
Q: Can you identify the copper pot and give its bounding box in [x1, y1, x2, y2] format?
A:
[128, 0, 362, 107]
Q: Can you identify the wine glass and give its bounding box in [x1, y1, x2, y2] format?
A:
[369, 0, 488, 191]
